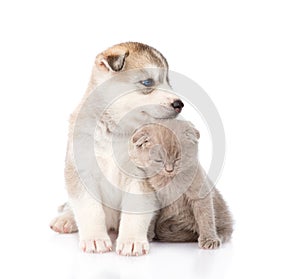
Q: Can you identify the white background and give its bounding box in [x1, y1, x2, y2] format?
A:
[0, 1, 300, 278]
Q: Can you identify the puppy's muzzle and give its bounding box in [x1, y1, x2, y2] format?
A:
[171, 100, 184, 113]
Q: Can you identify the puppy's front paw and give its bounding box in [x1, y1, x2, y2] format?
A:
[198, 237, 221, 250]
[80, 238, 112, 253]
[116, 239, 149, 256]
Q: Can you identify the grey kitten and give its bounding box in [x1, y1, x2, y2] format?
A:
[129, 120, 233, 249]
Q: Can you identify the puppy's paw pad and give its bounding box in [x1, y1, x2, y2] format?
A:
[198, 237, 221, 250]
[116, 239, 149, 256]
[50, 216, 77, 233]
[80, 239, 112, 253]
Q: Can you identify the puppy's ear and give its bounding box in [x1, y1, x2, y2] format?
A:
[132, 129, 151, 148]
[96, 50, 129, 72]
[184, 123, 200, 144]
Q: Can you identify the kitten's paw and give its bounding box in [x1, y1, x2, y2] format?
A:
[79, 238, 112, 253]
[198, 237, 221, 250]
[50, 215, 78, 233]
[116, 238, 149, 256]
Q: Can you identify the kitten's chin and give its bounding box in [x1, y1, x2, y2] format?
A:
[163, 172, 176, 178]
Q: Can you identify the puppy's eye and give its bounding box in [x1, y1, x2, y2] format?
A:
[140, 78, 155, 87]
[154, 159, 163, 163]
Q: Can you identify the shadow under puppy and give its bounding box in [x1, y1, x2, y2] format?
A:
[129, 120, 233, 249]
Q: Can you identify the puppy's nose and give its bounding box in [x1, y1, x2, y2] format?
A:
[171, 100, 184, 113]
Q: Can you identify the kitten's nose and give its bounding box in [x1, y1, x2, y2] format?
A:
[171, 100, 184, 113]
[165, 164, 174, 173]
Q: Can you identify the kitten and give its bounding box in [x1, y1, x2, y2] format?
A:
[129, 120, 233, 249]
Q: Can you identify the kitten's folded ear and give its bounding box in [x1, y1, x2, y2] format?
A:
[132, 130, 151, 148]
[184, 122, 200, 144]
[96, 49, 129, 72]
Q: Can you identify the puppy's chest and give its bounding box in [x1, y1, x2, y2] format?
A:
[94, 124, 113, 158]
[95, 145, 125, 189]
[94, 127, 137, 191]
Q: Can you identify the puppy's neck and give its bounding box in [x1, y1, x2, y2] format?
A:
[100, 111, 158, 138]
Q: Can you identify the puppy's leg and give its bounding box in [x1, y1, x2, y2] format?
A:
[116, 182, 155, 256]
[50, 203, 78, 233]
[116, 212, 154, 256]
[147, 215, 157, 241]
[191, 195, 221, 249]
[65, 153, 112, 253]
[70, 192, 112, 253]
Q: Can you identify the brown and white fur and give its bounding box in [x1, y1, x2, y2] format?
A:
[129, 121, 233, 249]
[50, 42, 184, 256]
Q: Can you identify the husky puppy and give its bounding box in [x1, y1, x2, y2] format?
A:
[129, 121, 233, 249]
[50, 42, 184, 256]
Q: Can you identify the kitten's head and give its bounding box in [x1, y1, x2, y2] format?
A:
[129, 121, 200, 185]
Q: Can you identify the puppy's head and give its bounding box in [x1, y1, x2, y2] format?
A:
[95, 42, 184, 120]
[96, 42, 169, 72]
